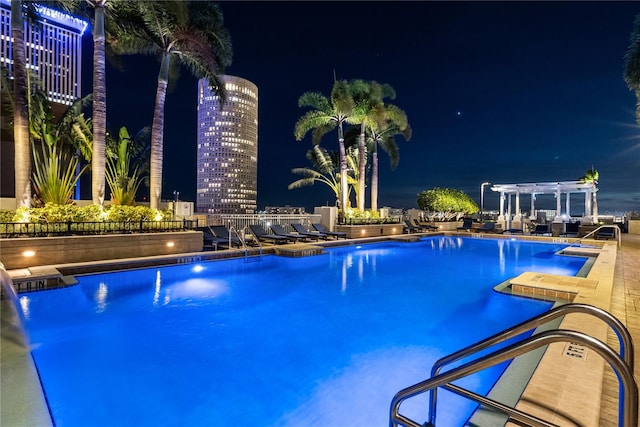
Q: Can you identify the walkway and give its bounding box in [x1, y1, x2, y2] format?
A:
[600, 233, 640, 426]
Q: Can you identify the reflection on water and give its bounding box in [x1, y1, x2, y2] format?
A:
[95, 283, 108, 313]
[19, 295, 30, 319]
[153, 271, 162, 307]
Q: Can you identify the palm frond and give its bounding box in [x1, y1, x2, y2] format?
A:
[298, 92, 331, 110]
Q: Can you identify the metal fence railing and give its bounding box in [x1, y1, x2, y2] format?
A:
[201, 214, 323, 234]
[0, 219, 199, 238]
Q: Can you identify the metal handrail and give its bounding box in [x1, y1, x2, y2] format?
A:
[243, 225, 262, 259]
[425, 303, 633, 426]
[566, 224, 621, 248]
[228, 224, 248, 259]
[390, 329, 638, 427]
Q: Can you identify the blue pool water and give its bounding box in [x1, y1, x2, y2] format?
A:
[19, 237, 587, 427]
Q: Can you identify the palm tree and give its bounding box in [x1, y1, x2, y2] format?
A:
[624, 14, 640, 124]
[288, 145, 357, 205]
[295, 80, 356, 219]
[30, 1, 107, 206]
[580, 167, 599, 223]
[348, 80, 393, 211]
[368, 104, 411, 212]
[86, 0, 108, 206]
[11, 1, 31, 208]
[109, 1, 232, 209]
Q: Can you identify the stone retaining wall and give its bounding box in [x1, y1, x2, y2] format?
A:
[0, 232, 203, 270]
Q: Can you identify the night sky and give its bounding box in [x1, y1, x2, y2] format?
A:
[85, 1, 640, 214]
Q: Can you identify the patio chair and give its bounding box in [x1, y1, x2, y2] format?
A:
[413, 219, 437, 231]
[475, 222, 498, 233]
[560, 222, 580, 238]
[249, 224, 290, 244]
[595, 225, 617, 240]
[291, 223, 329, 240]
[209, 225, 244, 248]
[403, 219, 421, 233]
[195, 226, 229, 250]
[311, 223, 348, 239]
[457, 218, 474, 231]
[270, 224, 311, 242]
[531, 224, 550, 236]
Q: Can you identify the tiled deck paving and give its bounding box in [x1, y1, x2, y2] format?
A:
[600, 233, 640, 427]
[1, 232, 638, 426]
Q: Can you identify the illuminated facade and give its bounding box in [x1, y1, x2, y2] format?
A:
[196, 75, 258, 214]
[0, 0, 86, 198]
[0, 0, 87, 106]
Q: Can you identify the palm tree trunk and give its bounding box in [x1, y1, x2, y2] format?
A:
[371, 151, 379, 212]
[12, 1, 31, 208]
[149, 52, 170, 209]
[337, 123, 349, 218]
[357, 124, 366, 210]
[91, 2, 107, 205]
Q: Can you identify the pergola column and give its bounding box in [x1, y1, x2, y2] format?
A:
[530, 194, 536, 219]
[507, 193, 512, 228]
[512, 190, 522, 229]
[565, 192, 571, 218]
[499, 192, 506, 220]
[555, 188, 562, 222]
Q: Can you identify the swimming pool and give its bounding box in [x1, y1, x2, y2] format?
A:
[19, 237, 587, 426]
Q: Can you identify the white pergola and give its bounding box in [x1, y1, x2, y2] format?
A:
[490, 180, 598, 223]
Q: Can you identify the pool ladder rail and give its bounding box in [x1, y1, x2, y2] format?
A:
[228, 224, 262, 260]
[389, 303, 637, 427]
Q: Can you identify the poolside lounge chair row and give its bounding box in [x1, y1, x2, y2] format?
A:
[403, 219, 438, 233]
[199, 223, 347, 249]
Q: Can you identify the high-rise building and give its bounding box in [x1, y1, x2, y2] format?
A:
[0, 0, 87, 197]
[0, 0, 87, 107]
[196, 75, 258, 214]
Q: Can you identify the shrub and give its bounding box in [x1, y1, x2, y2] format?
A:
[0, 210, 14, 222]
[0, 205, 172, 224]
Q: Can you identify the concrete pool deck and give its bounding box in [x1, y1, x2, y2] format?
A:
[1, 233, 638, 426]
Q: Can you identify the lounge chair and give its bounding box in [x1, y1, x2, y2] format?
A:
[291, 223, 328, 240]
[475, 222, 497, 233]
[595, 226, 617, 240]
[403, 219, 421, 234]
[502, 228, 524, 235]
[249, 224, 290, 244]
[413, 219, 437, 231]
[457, 218, 474, 231]
[209, 225, 244, 248]
[560, 222, 580, 238]
[531, 224, 550, 236]
[195, 226, 229, 250]
[270, 224, 311, 242]
[311, 223, 348, 239]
